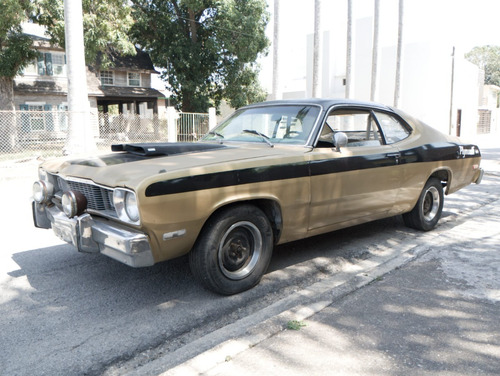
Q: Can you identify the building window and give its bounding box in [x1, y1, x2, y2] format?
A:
[100, 71, 114, 85]
[478, 109, 491, 134]
[28, 105, 45, 131]
[128, 72, 141, 87]
[19, 103, 55, 132]
[52, 54, 66, 76]
[24, 52, 66, 77]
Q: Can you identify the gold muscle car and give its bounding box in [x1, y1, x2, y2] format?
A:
[32, 99, 484, 294]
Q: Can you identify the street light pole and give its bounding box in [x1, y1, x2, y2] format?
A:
[63, 0, 95, 155]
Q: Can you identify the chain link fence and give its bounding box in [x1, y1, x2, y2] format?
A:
[0, 110, 210, 163]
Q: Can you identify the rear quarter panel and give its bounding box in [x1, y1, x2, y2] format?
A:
[393, 113, 481, 213]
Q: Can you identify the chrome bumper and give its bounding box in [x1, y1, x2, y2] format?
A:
[475, 167, 484, 184]
[32, 202, 155, 267]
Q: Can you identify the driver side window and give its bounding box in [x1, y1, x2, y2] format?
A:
[317, 110, 382, 148]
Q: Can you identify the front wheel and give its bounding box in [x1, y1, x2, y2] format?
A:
[403, 177, 444, 231]
[189, 205, 274, 295]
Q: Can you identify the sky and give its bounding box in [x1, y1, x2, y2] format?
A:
[259, 0, 500, 93]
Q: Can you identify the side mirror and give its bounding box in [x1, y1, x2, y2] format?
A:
[333, 132, 348, 152]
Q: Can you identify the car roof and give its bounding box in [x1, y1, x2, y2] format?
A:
[243, 98, 394, 112]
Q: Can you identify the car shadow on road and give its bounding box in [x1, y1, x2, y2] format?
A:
[238, 255, 500, 375]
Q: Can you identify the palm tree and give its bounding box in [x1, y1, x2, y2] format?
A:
[394, 0, 404, 107]
[63, 0, 95, 154]
[345, 0, 353, 98]
[272, 0, 280, 100]
[370, 0, 379, 101]
[312, 0, 321, 97]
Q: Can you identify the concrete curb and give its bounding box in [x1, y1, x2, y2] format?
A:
[124, 243, 432, 376]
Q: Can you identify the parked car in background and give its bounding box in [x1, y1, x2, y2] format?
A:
[32, 99, 483, 294]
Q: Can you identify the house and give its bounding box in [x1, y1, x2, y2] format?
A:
[13, 23, 166, 144]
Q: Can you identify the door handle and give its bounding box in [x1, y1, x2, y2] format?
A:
[386, 152, 401, 164]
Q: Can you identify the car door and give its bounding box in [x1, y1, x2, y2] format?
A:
[307, 108, 403, 232]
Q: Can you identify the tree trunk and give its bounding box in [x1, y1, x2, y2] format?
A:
[181, 89, 193, 113]
[370, 0, 379, 102]
[394, 0, 404, 107]
[312, 0, 321, 98]
[345, 0, 353, 99]
[63, 0, 95, 155]
[187, 8, 198, 43]
[0, 77, 17, 152]
[272, 0, 280, 100]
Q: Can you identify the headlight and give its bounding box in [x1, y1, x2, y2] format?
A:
[61, 191, 87, 218]
[113, 189, 140, 224]
[38, 168, 48, 181]
[125, 192, 140, 222]
[33, 180, 54, 203]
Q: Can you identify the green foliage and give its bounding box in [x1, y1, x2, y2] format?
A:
[287, 320, 307, 331]
[131, 0, 269, 112]
[32, 0, 136, 67]
[0, 0, 38, 78]
[465, 45, 500, 87]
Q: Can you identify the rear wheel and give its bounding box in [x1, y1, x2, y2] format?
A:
[189, 205, 273, 295]
[403, 177, 444, 231]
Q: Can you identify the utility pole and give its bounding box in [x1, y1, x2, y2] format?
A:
[312, 0, 321, 98]
[63, 0, 95, 155]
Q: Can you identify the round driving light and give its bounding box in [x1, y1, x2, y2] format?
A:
[61, 191, 87, 218]
[125, 192, 140, 222]
[33, 180, 53, 203]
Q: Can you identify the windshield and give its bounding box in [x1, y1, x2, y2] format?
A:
[202, 105, 321, 145]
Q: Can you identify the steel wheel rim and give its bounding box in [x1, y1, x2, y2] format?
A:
[423, 186, 440, 221]
[218, 221, 262, 280]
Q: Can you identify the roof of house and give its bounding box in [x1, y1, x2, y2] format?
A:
[96, 86, 164, 99]
[99, 48, 158, 73]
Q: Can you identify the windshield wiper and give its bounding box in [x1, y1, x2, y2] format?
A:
[242, 129, 274, 147]
[207, 131, 224, 143]
[208, 131, 224, 139]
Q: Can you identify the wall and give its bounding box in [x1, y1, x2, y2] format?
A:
[301, 16, 483, 138]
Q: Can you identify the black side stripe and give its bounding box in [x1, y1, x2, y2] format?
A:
[145, 143, 478, 197]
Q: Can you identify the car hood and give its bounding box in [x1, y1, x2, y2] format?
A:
[40, 142, 307, 189]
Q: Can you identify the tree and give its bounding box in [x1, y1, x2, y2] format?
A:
[312, 0, 321, 98]
[131, 0, 269, 112]
[33, 0, 136, 67]
[272, 0, 280, 100]
[0, 1, 39, 110]
[393, 0, 404, 107]
[465, 45, 500, 87]
[0, 0, 39, 150]
[370, 0, 379, 101]
[345, 0, 352, 99]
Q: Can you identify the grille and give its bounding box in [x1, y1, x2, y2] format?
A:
[57, 177, 114, 211]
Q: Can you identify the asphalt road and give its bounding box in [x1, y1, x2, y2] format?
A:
[1, 150, 499, 376]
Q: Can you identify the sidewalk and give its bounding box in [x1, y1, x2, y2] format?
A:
[162, 188, 500, 376]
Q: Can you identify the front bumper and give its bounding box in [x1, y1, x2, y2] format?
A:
[475, 167, 485, 184]
[33, 202, 155, 267]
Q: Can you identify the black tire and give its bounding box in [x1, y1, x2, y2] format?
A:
[189, 205, 274, 295]
[403, 177, 444, 231]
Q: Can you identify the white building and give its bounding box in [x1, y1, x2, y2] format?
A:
[263, 0, 500, 141]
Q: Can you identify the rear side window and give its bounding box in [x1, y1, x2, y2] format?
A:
[374, 112, 410, 144]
